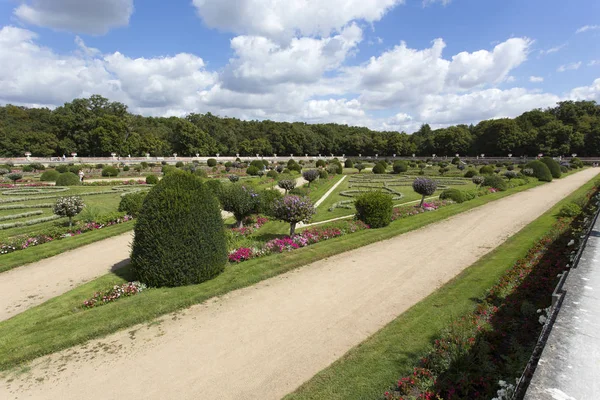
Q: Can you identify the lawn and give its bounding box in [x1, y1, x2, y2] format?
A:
[0, 178, 543, 371]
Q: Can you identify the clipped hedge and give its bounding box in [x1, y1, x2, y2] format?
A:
[40, 169, 60, 182]
[372, 163, 387, 174]
[439, 188, 467, 203]
[540, 157, 562, 179]
[526, 160, 553, 182]
[118, 191, 147, 217]
[131, 173, 227, 287]
[354, 191, 393, 228]
[55, 172, 81, 186]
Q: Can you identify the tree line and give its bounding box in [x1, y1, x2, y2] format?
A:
[1, 95, 599, 158]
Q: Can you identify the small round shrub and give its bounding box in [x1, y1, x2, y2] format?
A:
[526, 160, 553, 182]
[288, 162, 302, 173]
[344, 159, 354, 168]
[558, 203, 582, 218]
[207, 158, 217, 167]
[540, 157, 562, 179]
[504, 171, 518, 180]
[146, 174, 159, 184]
[102, 166, 119, 177]
[7, 173, 22, 182]
[393, 161, 408, 174]
[479, 165, 494, 175]
[451, 157, 460, 165]
[246, 165, 260, 176]
[218, 184, 259, 227]
[560, 165, 569, 173]
[483, 175, 508, 191]
[570, 157, 584, 169]
[355, 163, 365, 173]
[319, 169, 329, 179]
[131, 173, 227, 287]
[40, 169, 60, 182]
[118, 192, 147, 217]
[56, 172, 81, 186]
[123, 165, 131, 172]
[472, 175, 485, 186]
[283, 168, 291, 174]
[303, 169, 320, 186]
[522, 168, 534, 177]
[316, 160, 326, 168]
[355, 191, 393, 228]
[22, 165, 34, 172]
[69, 165, 81, 174]
[413, 178, 437, 206]
[267, 170, 279, 179]
[229, 175, 240, 182]
[55, 165, 68, 173]
[463, 170, 477, 179]
[30, 163, 45, 171]
[372, 163, 387, 174]
[439, 188, 467, 203]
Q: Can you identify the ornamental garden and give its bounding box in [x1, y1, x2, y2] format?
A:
[0, 154, 592, 399]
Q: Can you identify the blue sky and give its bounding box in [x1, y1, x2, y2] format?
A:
[0, 0, 598, 132]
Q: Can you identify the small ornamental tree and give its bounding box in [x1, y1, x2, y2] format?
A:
[218, 184, 259, 228]
[278, 179, 296, 194]
[272, 195, 315, 236]
[472, 175, 485, 187]
[355, 163, 365, 173]
[412, 177, 438, 207]
[302, 169, 320, 186]
[53, 196, 85, 227]
[7, 173, 22, 183]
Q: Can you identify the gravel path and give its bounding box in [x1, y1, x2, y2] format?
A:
[1, 169, 598, 400]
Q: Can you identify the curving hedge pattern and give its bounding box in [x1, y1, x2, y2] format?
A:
[2, 187, 69, 196]
[0, 215, 61, 230]
[0, 210, 43, 222]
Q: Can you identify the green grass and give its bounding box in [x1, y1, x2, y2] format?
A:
[0, 178, 544, 371]
[284, 176, 598, 400]
[0, 222, 134, 273]
[305, 175, 345, 203]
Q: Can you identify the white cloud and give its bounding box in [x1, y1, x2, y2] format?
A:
[14, 0, 133, 35]
[576, 25, 600, 34]
[192, 0, 402, 40]
[423, 0, 452, 6]
[589, 60, 600, 67]
[504, 76, 516, 83]
[569, 78, 600, 102]
[557, 62, 582, 72]
[530, 76, 544, 83]
[222, 24, 362, 93]
[539, 43, 566, 55]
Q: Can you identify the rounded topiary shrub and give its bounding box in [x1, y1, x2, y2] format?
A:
[319, 169, 329, 179]
[246, 165, 260, 176]
[439, 188, 467, 203]
[131, 173, 227, 287]
[413, 177, 438, 207]
[102, 166, 119, 177]
[464, 169, 478, 178]
[146, 174, 159, 184]
[479, 165, 494, 175]
[483, 174, 508, 191]
[526, 160, 553, 182]
[118, 191, 147, 217]
[55, 165, 68, 173]
[354, 191, 393, 228]
[372, 163, 387, 174]
[393, 161, 408, 174]
[344, 159, 354, 168]
[207, 158, 217, 167]
[56, 172, 81, 186]
[40, 169, 60, 182]
[267, 170, 278, 179]
[540, 157, 562, 179]
[316, 160, 326, 168]
[558, 203, 582, 218]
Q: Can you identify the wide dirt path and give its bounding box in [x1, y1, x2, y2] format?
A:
[0, 211, 231, 322]
[2, 169, 598, 400]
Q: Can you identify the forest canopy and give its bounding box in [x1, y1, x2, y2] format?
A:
[1, 95, 599, 157]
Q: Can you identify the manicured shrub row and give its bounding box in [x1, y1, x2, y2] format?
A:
[0, 214, 61, 230]
[0, 210, 43, 222]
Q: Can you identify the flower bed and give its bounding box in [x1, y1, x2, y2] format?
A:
[83, 281, 147, 309]
[230, 215, 269, 237]
[228, 220, 369, 263]
[391, 200, 454, 221]
[383, 190, 599, 400]
[0, 214, 133, 255]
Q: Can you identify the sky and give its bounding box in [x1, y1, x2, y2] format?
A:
[0, 0, 599, 133]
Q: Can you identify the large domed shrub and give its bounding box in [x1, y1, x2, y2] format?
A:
[372, 163, 387, 174]
[540, 157, 562, 179]
[145, 174, 159, 184]
[526, 160, 553, 182]
[479, 165, 494, 175]
[131, 173, 227, 287]
[40, 169, 60, 182]
[56, 172, 81, 186]
[439, 188, 467, 203]
[102, 166, 119, 177]
[483, 175, 508, 191]
[393, 161, 408, 174]
[354, 191, 393, 228]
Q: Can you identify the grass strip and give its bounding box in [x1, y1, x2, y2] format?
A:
[283, 176, 597, 400]
[0, 222, 134, 273]
[0, 180, 543, 371]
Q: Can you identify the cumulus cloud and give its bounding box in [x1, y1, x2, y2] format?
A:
[557, 62, 582, 72]
[530, 76, 544, 83]
[569, 78, 600, 102]
[192, 0, 402, 40]
[14, 0, 134, 35]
